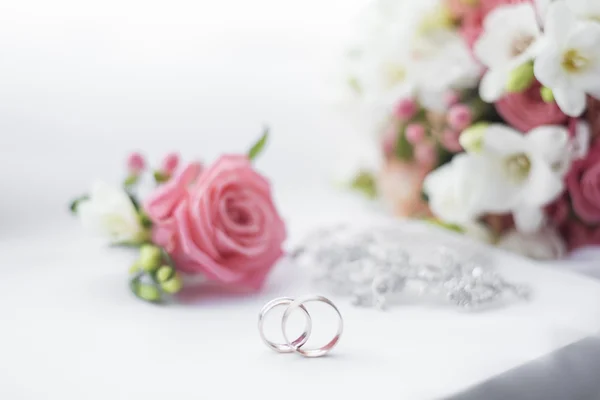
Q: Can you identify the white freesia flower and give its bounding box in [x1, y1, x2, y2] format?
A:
[423, 154, 485, 225]
[77, 181, 146, 244]
[351, 0, 479, 113]
[475, 3, 542, 102]
[498, 227, 567, 260]
[476, 124, 570, 233]
[534, 1, 600, 117]
[404, 29, 481, 110]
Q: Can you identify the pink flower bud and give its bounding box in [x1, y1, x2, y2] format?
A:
[127, 152, 146, 176]
[444, 91, 460, 107]
[415, 142, 437, 167]
[441, 129, 463, 152]
[161, 152, 180, 176]
[447, 104, 473, 131]
[395, 98, 418, 120]
[405, 123, 426, 145]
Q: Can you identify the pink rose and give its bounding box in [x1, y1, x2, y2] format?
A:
[587, 97, 600, 143]
[567, 145, 600, 224]
[495, 82, 568, 132]
[168, 155, 286, 291]
[144, 162, 204, 251]
[562, 221, 600, 252]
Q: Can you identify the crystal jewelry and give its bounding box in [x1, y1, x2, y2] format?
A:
[291, 224, 532, 310]
[282, 295, 343, 358]
[258, 297, 312, 353]
[258, 296, 343, 358]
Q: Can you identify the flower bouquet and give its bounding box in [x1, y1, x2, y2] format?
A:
[70, 130, 287, 303]
[348, 0, 600, 259]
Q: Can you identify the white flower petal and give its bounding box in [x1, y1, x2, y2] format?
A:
[567, 0, 600, 20]
[553, 86, 588, 116]
[483, 124, 527, 155]
[534, 42, 569, 88]
[573, 121, 592, 160]
[590, 86, 600, 99]
[535, 0, 552, 23]
[423, 154, 485, 225]
[525, 125, 570, 164]
[479, 68, 508, 102]
[76, 181, 143, 244]
[513, 206, 546, 233]
[471, 155, 521, 212]
[474, 30, 510, 68]
[522, 156, 565, 206]
[545, 1, 578, 46]
[567, 23, 600, 90]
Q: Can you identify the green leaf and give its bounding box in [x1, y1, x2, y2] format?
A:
[248, 128, 269, 161]
[350, 171, 377, 199]
[153, 171, 170, 184]
[139, 211, 153, 229]
[395, 128, 414, 161]
[127, 193, 140, 210]
[123, 175, 139, 188]
[69, 195, 89, 214]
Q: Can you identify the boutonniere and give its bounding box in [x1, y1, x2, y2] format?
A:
[70, 129, 287, 303]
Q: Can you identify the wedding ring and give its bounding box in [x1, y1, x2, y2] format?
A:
[282, 295, 343, 358]
[258, 297, 312, 353]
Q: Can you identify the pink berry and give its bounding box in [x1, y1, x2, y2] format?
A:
[127, 152, 146, 175]
[405, 123, 426, 144]
[161, 152, 180, 176]
[415, 142, 437, 167]
[442, 129, 463, 152]
[444, 91, 460, 107]
[394, 98, 418, 120]
[447, 104, 473, 131]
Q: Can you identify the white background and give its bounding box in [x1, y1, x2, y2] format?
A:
[1, 1, 600, 399]
[0, 0, 375, 236]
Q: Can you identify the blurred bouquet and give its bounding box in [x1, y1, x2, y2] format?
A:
[70, 130, 287, 303]
[347, 0, 600, 259]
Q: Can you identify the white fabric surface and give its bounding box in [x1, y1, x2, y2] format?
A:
[2, 194, 600, 400]
[1, 1, 600, 399]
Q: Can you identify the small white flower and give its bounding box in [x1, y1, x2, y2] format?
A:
[475, 3, 542, 102]
[498, 227, 567, 260]
[423, 154, 485, 225]
[534, 1, 600, 117]
[476, 124, 570, 233]
[77, 182, 146, 244]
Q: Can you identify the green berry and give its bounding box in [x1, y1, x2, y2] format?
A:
[139, 245, 162, 272]
[459, 122, 489, 154]
[161, 275, 183, 294]
[129, 263, 141, 275]
[156, 265, 174, 283]
[506, 62, 535, 93]
[137, 284, 161, 302]
[540, 86, 555, 103]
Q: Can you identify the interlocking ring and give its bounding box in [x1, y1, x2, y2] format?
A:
[258, 295, 343, 358]
[258, 297, 312, 353]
